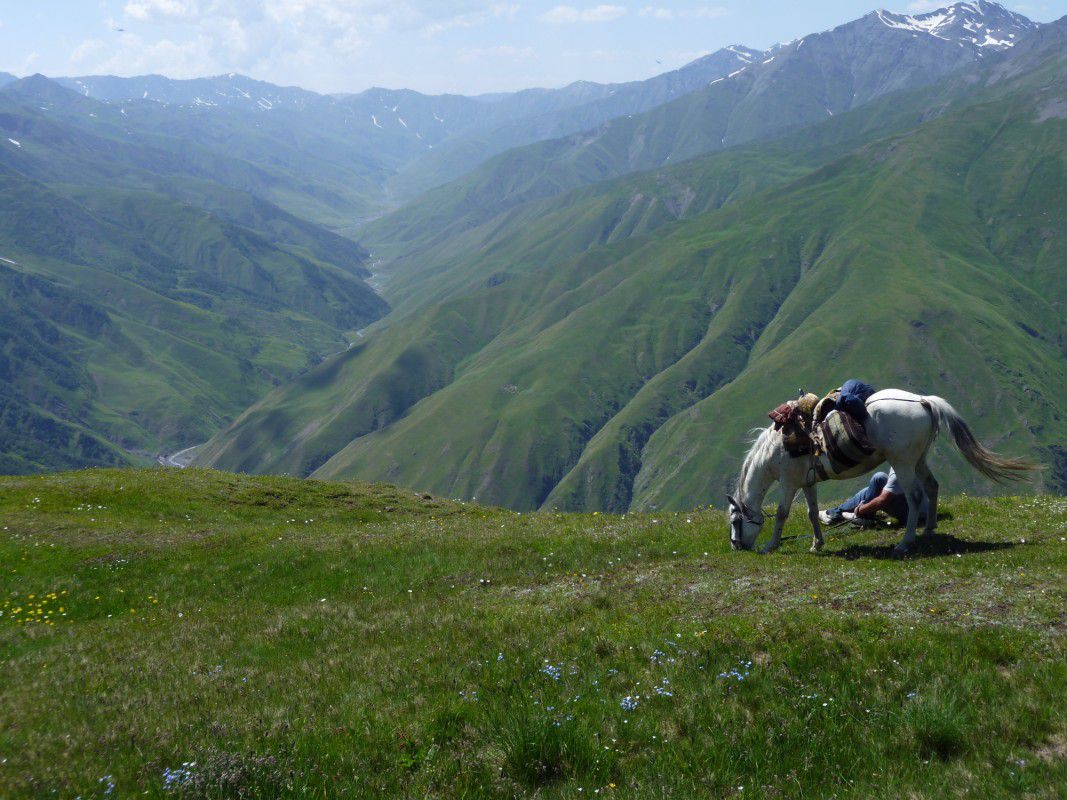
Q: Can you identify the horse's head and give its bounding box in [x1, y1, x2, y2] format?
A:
[727, 494, 764, 551]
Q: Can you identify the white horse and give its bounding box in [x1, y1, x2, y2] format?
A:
[726, 389, 1035, 556]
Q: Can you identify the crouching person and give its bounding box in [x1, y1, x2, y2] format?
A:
[820, 468, 928, 527]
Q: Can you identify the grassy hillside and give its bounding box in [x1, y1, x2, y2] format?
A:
[198, 28, 1066, 509]
[0, 171, 387, 472]
[0, 77, 394, 473]
[0, 468, 1063, 798]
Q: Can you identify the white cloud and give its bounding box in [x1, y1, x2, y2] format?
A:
[457, 44, 533, 63]
[639, 5, 729, 21]
[124, 0, 201, 21]
[639, 6, 674, 19]
[70, 39, 107, 65]
[88, 1, 428, 82]
[423, 3, 520, 38]
[539, 4, 626, 24]
[684, 6, 729, 19]
[37, 1, 646, 93]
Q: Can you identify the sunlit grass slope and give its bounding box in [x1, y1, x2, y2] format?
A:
[1, 468, 1064, 798]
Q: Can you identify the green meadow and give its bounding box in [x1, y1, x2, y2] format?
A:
[1, 468, 1063, 798]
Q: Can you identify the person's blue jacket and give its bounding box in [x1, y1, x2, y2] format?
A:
[838, 379, 876, 421]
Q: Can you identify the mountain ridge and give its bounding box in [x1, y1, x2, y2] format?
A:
[359, 0, 1044, 261]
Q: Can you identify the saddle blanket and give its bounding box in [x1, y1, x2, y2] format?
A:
[812, 409, 877, 480]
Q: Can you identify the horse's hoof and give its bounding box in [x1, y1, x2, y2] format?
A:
[809, 541, 824, 553]
[892, 544, 910, 559]
[759, 545, 777, 555]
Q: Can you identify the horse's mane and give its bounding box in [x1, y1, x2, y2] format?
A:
[736, 425, 779, 494]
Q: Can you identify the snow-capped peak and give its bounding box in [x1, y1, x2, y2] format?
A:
[875, 1, 1038, 51]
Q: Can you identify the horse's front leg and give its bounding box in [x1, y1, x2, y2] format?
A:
[760, 488, 796, 554]
[802, 485, 824, 552]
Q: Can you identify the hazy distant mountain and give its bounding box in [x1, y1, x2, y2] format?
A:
[58, 72, 321, 109]
[387, 45, 768, 198]
[42, 47, 769, 220]
[368, 1, 1043, 251]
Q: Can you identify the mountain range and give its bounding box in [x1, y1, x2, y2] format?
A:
[2, 3, 1063, 507]
[196, 3, 1066, 508]
[49, 44, 766, 225]
[359, 0, 1042, 273]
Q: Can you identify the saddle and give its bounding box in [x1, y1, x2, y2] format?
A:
[767, 392, 820, 457]
[767, 386, 876, 474]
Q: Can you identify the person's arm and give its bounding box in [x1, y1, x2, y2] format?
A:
[856, 490, 896, 518]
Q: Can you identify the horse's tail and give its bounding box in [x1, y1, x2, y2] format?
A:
[922, 395, 1039, 483]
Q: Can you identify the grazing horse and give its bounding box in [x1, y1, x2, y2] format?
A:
[726, 389, 1035, 556]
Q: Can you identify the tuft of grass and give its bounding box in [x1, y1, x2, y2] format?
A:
[902, 693, 971, 761]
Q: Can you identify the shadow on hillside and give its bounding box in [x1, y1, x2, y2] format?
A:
[828, 531, 1013, 561]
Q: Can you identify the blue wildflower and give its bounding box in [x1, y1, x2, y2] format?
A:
[540, 664, 562, 680]
[162, 763, 196, 791]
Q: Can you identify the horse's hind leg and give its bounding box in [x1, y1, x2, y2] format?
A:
[916, 459, 938, 535]
[891, 465, 923, 557]
[802, 485, 824, 553]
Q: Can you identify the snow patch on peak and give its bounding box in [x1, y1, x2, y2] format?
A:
[726, 45, 755, 62]
[875, 2, 1036, 50]
[876, 8, 950, 39]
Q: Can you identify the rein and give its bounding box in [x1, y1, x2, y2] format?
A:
[735, 496, 764, 526]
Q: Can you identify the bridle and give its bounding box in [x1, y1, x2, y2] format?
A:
[728, 495, 765, 550]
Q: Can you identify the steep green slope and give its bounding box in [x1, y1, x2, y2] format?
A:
[0, 170, 387, 472]
[0, 264, 131, 473]
[192, 145, 812, 479]
[0, 74, 396, 473]
[199, 28, 1066, 509]
[337, 85, 1067, 509]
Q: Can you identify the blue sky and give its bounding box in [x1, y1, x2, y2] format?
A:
[0, 1, 1063, 95]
